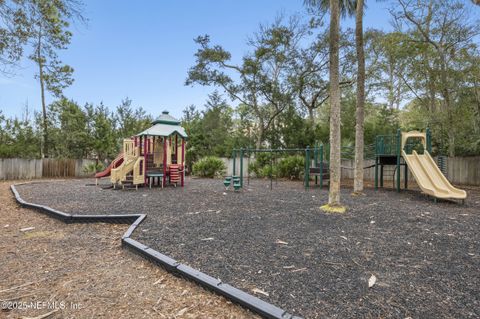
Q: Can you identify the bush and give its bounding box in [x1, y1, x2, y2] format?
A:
[192, 156, 226, 178]
[248, 153, 273, 178]
[83, 162, 105, 174]
[277, 155, 304, 180]
[259, 164, 278, 178]
[248, 154, 304, 180]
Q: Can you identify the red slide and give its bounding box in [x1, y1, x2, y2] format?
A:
[95, 154, 124, 178]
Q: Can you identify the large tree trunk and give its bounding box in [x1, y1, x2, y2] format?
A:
[354, 0, 365, 194]
[328, 0, 341, 205]
[37, 31, 48, 158]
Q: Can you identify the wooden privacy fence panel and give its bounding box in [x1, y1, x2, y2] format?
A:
[0, 158, 96, 180]
[42, 158, 76, 177]
[447, 156, 480, 186]
[0, 158, 42, 179]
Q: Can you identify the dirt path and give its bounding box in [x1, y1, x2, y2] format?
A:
[0, 182, 256, 319]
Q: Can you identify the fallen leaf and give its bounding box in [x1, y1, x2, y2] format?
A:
[252, 288, 269, 297]
[175, 307, 189, 316]
[368, 274, 377, 288]
[153, 277, 165, 285]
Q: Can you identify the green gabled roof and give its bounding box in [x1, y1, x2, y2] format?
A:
[152, 110, 181, 125]
[136, 111, 187, 138]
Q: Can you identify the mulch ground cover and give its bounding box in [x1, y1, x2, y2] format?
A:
[16, 178, 480, 318]
[2, 181, 254, 319]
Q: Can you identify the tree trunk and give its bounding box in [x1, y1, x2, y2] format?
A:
[39, 61, 47, 158]
[354, 0, 365, 194]
[328, 0, 341, 205]
[439, 53, 455, 157]
[256, 124, 264, 149]
[37, 29, 48, 158]
[308, 107, 315, 125]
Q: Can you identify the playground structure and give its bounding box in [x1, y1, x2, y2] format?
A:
[376, 129, 466, 200]
[226, 129, 466, 201]
[95, 111, 187, 189]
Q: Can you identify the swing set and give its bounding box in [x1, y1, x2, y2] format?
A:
[223, 129, 435, 192]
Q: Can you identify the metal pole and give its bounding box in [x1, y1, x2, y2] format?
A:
[232, 150, 236, 177]
[380, 164, 384, 188]
[144, 136, 148, 186]
[163, 137, 167, 187]
[396, 129, 401, 192]
[270, 151, 273, 190]
[374, 136, 378, 190]
[314, 144, 318, 185]
[181, 138, 185, 187]
[240, 148, 244, 188]
[305, 146, 310, 189]
[247, 151, 250, 186]
[319, 144, 324, 188]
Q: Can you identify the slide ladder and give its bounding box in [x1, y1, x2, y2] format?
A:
[111, 139, 145, 188]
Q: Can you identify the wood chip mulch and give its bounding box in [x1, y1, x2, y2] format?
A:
[1, 181, 257, 319]
[15, 178, 480, 318]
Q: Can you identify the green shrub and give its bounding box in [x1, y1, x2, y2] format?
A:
[192, 156, 226, 178]
[259, 164, 278, 178]
[248, 153, 273, 178]
[277, 155, 304, 180]
[83, 162, 105, 174]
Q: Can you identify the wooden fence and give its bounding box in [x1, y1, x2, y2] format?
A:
[0, 158, 96, 180]
[223, 156, 480, 186]
[2, 156, 478, 185]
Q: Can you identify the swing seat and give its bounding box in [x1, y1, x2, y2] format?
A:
[223, 176, 232, 187]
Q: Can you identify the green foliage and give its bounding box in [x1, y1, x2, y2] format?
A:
[47, 98, 89, 158]
[83, 162, 105, 174]
[277, 155, 305, 180]
[247, 153, 272, 178]
[115, 98, 152, 138]
[0, 110, 41, 158]
[249, 154, 304, 180]
[182, 91, 251, 171]
[2, 1, 480, 161]
[192, 156, 226, 178]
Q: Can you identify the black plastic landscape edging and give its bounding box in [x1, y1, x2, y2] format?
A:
[10, 183, 301, 319]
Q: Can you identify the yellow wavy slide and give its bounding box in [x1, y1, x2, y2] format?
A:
[402, 150, 466, 200]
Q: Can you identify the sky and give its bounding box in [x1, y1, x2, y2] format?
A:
[0, 0, 397, 121]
